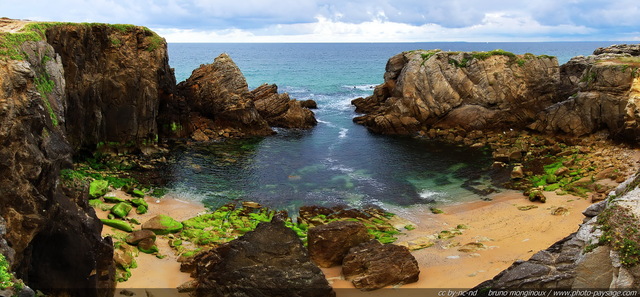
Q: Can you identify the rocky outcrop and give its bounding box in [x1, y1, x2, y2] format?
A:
[0, 39, 114, 296]
[474, 175, 640, 290]
[307, 220, 372, 268]
[176, 53, 275, 139]
[44, 24, 175, 153]
[251, 83, 317, 129]
[352, 50, 560, 134]
[342, 240, 420, 290]
[530, 47, 640, 141]
[175, 54, 318, 141]
[190, 218, 335, 297]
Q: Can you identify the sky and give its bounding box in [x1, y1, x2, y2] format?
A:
[2, 0, 639, 42]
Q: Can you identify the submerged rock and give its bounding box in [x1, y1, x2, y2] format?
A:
[191, 218, 335, 297]
[342, 240, 420, 290]
[307, 221, 372, 268]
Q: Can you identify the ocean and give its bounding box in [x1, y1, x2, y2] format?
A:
[164, 42, 621, 213]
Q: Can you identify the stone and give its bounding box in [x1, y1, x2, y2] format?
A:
[101, 219, 133, 232]
[307, 221, 372, 267]
[511, 166, 524, 179]
[528, 190, 547, 203]
[458, 242, 487, 253]
[126, 230, 157, 245]
[192, 219, 334, 297]
[555, 167, 570, 176]
[110, 202, 133, 218]
[138, 238, 159, 254]
[300, 99, 318, 109]
[573, 246, 613, 288]
[142, 215, 183, 235]
[342, 240, 420, 290]
[582, 201, 606, 217]
[89, 180, 109, 198]
[551, 207, 569, 216]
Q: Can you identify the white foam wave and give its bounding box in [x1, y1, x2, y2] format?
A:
[316, 119, 336, 128]
[343, 84, 378, 91]
[339, 128, 348, 138]
[418, 190, 450, 203]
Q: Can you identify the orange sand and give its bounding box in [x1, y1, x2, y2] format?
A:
[98, 189, 593, 296]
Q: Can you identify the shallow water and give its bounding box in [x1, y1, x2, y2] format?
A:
[164, 42, 621, 213]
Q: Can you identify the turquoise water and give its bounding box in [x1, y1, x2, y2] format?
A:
[165, 42, 619, 213]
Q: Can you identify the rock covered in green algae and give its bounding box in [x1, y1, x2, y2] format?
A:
[110, 202, 133, 218]
[137, 238, 159, 254]
[101, 219, 133, 232]
[89, 179, 109, 198]
[142, 215, 183, 235]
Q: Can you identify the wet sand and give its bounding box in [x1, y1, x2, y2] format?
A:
[97, 189, 593, 296]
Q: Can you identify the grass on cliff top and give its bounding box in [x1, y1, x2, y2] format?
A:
[445, 49, 556, 68]
[0, 21, 163, 60]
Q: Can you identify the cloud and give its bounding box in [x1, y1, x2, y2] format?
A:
[1, 0, 638, 42]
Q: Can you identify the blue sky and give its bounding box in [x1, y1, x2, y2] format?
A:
[2, 0, 639, 42]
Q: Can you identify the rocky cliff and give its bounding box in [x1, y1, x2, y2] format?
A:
[530, 46, 640, 142]
[352, 49, 559, 134]
[474, 174, 640, 290]
[43, 23, 175, 153]
[0, 37, 114, 296]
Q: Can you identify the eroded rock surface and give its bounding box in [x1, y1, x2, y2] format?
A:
[307, 220, 372, 268]
[251, 83, 317, 129]
[191, 218, 335, 297]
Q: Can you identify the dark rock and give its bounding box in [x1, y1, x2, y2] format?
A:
[300, 99, 318, 109]
[137, 238, 159, 254]
[582, 201, 606, 217]
[593, 44, 640, 56]
[342, 240, 420, 291]
[307, 221, 372, 267]
[192, 219, 334, 297]
[125, 230, 157, 245]
[45, 24, 175, 152]
[1, 37, 115, 296]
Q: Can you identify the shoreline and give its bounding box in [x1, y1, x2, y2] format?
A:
[100, 188, 594, 295]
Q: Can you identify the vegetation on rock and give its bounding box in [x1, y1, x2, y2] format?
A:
[596, 204, 640, 267]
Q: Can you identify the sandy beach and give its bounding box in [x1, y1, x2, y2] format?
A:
[98, 188, 593, 296]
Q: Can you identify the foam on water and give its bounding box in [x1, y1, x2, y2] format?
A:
[338, 128, 348, 138]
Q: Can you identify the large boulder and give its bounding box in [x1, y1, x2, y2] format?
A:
[191, 218, 334, 297]
[251, 83, 317, 129]
[342, 240, 420, 290]
[177, 54, 275, 139]
[141, 215, 183, 235]
[352, 50, 559, 134]
[307, 220, 372, 267]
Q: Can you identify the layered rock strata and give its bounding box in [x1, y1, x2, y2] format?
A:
[251, 83, 317, 129]
[352, 50, 560, 134]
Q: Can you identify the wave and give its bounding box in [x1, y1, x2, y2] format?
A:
[342, 84, 378, 91]
[339, 128, 348, 138]
[418, 190, 448, 203]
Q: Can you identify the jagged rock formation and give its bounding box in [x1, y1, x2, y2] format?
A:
[190, 218, 335, 297]
[44, 24, 175, 153]
[251, 83, 317, 129]
[0, 38, 114, 296]
[175, 54, 317, 141]
[474, 176, 640, 290]
[530, 48, 640, 141]
[352, 50, 560, 134]
[307, 220, 372, 268]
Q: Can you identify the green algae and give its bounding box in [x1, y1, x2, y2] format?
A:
[101, 219, 133, 232]
[111, 202, 133, 218]
[89, 179, 109, 198]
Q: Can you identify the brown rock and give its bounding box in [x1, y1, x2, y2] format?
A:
[251, 83, 317, 129]
[177, 54, 275, 138]
[307, 221, 372, 267]
[555, 167, 570, 176]
[351, 50, 559, 135]
[342, 240, 420, 290]
[126, 230, 157, 245]
[511, 166, 525, 179]
[300, 99, 318, 109]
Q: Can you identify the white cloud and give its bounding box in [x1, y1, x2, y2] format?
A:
[155, 12, 597, 43]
